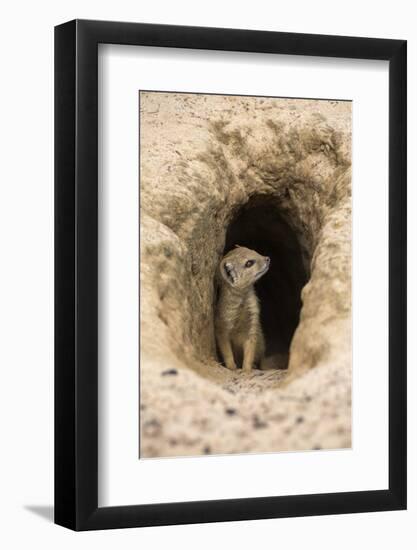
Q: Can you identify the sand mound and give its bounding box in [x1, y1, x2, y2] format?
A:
[140, 92, 351, 458]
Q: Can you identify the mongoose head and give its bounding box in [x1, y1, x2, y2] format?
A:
[219, 246, 270, 290]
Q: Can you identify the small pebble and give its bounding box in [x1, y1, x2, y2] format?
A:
[143, 418, 162, 437]
[225, 408, 237, 416]
[162, 368, 178, 376]
[253, 415, 268, 429]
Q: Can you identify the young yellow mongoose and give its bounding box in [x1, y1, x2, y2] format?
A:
[215, 246, 270, 372]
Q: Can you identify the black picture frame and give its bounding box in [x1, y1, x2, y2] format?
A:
[55, 19, 407, 531]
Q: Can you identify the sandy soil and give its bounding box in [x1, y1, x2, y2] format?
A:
[139, 92, 351, 458]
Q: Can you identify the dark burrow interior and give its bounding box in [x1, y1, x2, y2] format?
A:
[223, 196, 309, 367]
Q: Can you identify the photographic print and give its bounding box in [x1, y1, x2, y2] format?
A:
[139, 91, 352, 459]
[55, 20, 406, 529]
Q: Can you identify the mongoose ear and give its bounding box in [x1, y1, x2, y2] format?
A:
[222, 261, 237, 285]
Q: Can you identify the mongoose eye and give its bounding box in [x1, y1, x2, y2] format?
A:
[245, 259, 255, 268]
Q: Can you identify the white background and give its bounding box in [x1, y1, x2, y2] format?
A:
[0, 1, 415, 549]
[99, 46, 389, 506]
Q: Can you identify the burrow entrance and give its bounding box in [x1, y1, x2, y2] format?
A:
[223, 196, 310, 367]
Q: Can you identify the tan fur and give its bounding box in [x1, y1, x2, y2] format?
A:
[215, 246, 270, 372]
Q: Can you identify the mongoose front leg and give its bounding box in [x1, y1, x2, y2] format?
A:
[242, 337, 256, 372]
[217, 333, 237, 370]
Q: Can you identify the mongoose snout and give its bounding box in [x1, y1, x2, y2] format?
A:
[215, 246, 269, 372]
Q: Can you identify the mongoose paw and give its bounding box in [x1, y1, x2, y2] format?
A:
[225, 362, 237, 370]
